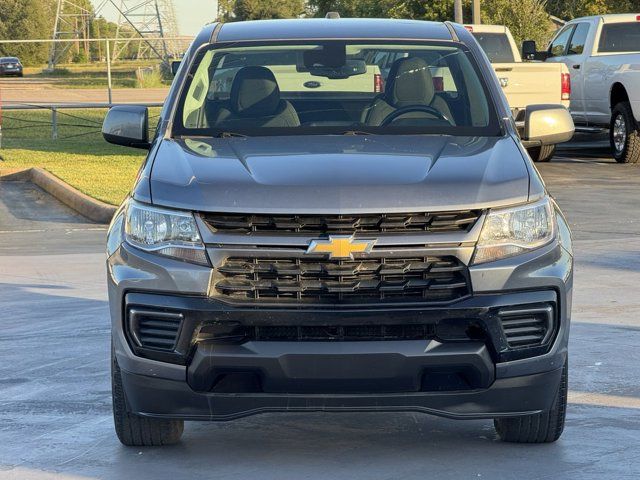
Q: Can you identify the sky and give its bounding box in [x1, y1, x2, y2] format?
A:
[92, 0, 219, 37]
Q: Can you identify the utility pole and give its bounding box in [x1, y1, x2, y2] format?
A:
[48, 0, 110, 70]
[111, 0, 180, 65]
[473, 0, 481, 24]
[454, 0, 463, 24]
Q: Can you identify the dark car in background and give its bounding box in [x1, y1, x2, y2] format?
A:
[0, 57, 23, 77]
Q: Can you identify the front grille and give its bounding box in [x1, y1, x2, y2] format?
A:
[202, 211, 481, 235]
[499, 305, 555, 348]
[212, 255, 470, 304]
[199, 323, 436, 342]
[128, 309, 183, 351]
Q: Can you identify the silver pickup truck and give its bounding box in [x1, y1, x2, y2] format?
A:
[525, 14, 640, 163]
[103, 17, 575, 447]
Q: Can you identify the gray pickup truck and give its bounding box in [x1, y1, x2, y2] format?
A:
[103, 18, 574, 446]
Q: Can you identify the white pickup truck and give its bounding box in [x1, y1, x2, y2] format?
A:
[466, 25, 571, 162]
[526, 14, 640, 163]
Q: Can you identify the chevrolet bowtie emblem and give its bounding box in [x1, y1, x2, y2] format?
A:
[306, 236, 376, 259]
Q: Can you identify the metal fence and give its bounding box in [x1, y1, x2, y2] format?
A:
[0, 102, 162, 151]
[0, 37, 181, 148]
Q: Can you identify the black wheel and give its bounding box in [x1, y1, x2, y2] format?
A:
[610, 102, 640, 164]
[112, 347, 184, 446]
[494, 359, 567, 443]
[527, 144, 556, 163]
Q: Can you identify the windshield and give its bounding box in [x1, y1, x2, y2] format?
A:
[471, 33, 515, 63]
[174, 40, 499, 137]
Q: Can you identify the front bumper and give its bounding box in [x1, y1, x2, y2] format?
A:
[121, 365, 564, 421]
[115, 288, 567, 420]
[108, 216, 572, 420]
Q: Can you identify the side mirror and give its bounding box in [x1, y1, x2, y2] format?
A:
[522, 40, 550, 61]
[171, 60, 181, 76]
[102, 105, 150, 149]
[523, 105, 574, 146]
[522, 40, 537, 60]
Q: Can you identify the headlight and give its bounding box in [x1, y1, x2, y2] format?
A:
[124, 200, 209, 266]
[473, 197, 555, 265]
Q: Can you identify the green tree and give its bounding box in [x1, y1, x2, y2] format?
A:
[223, 0, 306, 21]
[308, 0, 473, 21]
[483, 0, 555, 47]
[309, 0, 471, 21]
[0, 0, 56, 66]
[546, 0, 640, 20]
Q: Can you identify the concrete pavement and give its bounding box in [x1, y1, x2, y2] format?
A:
[0, 147, 639, 479]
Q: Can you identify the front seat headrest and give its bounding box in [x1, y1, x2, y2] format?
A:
[385, 57, 435, 107]
[230, 66, 281, 117]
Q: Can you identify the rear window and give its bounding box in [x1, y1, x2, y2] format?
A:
[471, 33, 515, 63]
[598, 22, 640, 53]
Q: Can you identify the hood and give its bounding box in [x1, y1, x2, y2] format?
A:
[148, 135, 530, 213]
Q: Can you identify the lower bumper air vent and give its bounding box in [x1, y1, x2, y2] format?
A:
[498, 304, 555, 349]
[128, 309, 183, 351]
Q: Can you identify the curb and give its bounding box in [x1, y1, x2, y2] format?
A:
[0, 167, 117, 224]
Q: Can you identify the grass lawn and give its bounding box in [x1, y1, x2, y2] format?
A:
[0, 108, 157, 205]
[24, 61, 171, 89]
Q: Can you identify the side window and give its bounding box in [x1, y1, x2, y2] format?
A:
[568, 23, 590, 55]
[548, 26, 574, 57]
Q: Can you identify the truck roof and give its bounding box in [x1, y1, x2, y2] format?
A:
[215, 18, 454, 42]
[571, 13, 640, 24]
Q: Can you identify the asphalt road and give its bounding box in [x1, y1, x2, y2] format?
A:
[0, 78, 168, 105]
[1, 142, 639, 479]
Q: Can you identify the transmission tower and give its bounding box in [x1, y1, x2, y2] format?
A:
[110, 0, 180, 64]
[48, 0, 110, 70]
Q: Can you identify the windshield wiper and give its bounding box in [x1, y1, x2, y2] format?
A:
[215, 131, 248, 138]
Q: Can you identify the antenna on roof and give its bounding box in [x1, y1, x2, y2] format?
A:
[325, 12, 341, 19]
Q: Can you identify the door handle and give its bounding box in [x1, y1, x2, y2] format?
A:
[572, 64, 581, 70]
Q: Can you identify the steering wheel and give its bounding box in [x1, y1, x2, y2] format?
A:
[380, 105, 450, 127]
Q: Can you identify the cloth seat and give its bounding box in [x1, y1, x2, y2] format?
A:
[213, 66, 300, 129]
[362, 57, 454, 126]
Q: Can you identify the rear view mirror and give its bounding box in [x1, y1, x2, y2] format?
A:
[299, 59, 367, 79]
[298, 45, 366, 79]
[171, 60, 181, 76]
[523, 104, 574, 146]
[103, 105, 150, 149]
[303, 44, 346, 69]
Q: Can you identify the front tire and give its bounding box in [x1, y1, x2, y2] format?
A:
[494, 359, 568, 443]
[112, 348, 184, 446]
[527, 144, 556, 163]
[610, 102, 640, 164]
